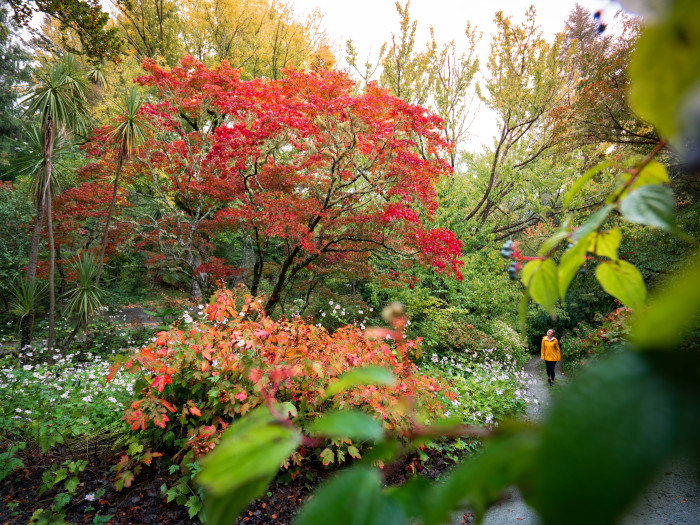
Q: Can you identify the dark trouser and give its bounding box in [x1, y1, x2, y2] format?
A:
[545, 360, 557, 382]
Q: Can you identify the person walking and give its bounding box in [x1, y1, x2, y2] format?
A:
[541, 329, 561, 386]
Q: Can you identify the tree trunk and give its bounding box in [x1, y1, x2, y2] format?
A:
[26, 200, 46, 285]
[264, 246, 299, 316]
[47, 196, 55, 351]
[19, 315, 33, 350]
[189, 252, 204, 301]
[23, 117, 55, 348]
[56, 244, 66, 301]
[95, 152, 125, 286]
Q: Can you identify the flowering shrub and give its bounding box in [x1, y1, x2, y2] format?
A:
[108, 288, 447, 466]
[423, 346, 533, 428]
[0, 345, 135, 451]
[314, 300, 379, 333]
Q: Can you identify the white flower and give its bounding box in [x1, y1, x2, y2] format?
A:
[237, 340, 245, 347]
[61, 392, 70, 399]
[85, 494, 95, 502]
[107, 396, 117, 403]
[329, 301, 333, 305]
[321, 312, 326, 317]
[82, 395, 93, 402]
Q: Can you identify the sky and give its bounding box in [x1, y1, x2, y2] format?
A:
[292, 0, 614, 57]
[290, 0, 618, 150]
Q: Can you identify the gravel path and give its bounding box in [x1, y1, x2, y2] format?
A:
[454, 357, 700, 525]
[476, 357, 558, 525]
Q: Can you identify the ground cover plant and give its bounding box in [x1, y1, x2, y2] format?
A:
[423, 348, 533, 429]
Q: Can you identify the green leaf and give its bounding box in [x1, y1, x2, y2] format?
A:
[587, 228, 621, 260]
[595, 260, 646, 311]
[385, 476, 433, 521]
[628, 1, 700, 138]
[520, 260, 541, 288]
[571, 205, 615, 242]
[531, 352, 686, 525]
[358, 439, 400, 466]
[558, 236, 590, 299]
[187, 495, 203, 519]
[294, 466, 404, 525]
[320, 448, 335, 466]
[197, 406, 301, 525]
[630, 160, 669, 188]
[633, 250, 700, 350]
[204, 477, 270, 525]
[564, 161, 612, 207]
[619, 185, 676, 231]
[308, 411, 384, 442]
[324, 367, 395, 398]
[522, 258, 558, 315]
[51, 468, 67, 487]
[64, 476, 79, 494]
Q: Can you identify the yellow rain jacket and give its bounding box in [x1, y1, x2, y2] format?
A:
[541, 337, 561, 362]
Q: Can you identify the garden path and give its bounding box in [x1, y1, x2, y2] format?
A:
[455, 357, 700, 525]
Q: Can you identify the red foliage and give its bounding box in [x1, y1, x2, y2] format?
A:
[126, 57, 463, 297]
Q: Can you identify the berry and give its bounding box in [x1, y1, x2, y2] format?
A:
[500, 239, 514, 259]
[508, 261, 518, 280]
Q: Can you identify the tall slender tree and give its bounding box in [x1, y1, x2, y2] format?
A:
[95, 88, 147, 286]
[23, 54, 90, 349]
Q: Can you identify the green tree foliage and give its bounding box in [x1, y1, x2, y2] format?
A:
[113, 0, 331, 76]
[0, 5, 31, 181]
[467, 7, 566, 230]
[5, 0, 122, 62]
[0, 182, 33, 312]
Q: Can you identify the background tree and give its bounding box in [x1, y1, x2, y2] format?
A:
[465, 7, 567, 235]
[5, 0, 123, 62]
[552, 6, 658, 153]
[0, 4, 31, 181]
[110, 0, 182, 65]
[23, 54, 90, 349]
[95, 88, 148, 286]
[113, 58, 463, 314]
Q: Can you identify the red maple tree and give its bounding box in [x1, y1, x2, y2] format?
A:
[84, 56, 463, 311]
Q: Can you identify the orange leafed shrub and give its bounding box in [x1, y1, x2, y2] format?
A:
[108, 288, 446, 462]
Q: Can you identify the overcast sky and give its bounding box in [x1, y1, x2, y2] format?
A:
[290, 0, 618, 149]
[293, 0, 615, 59]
